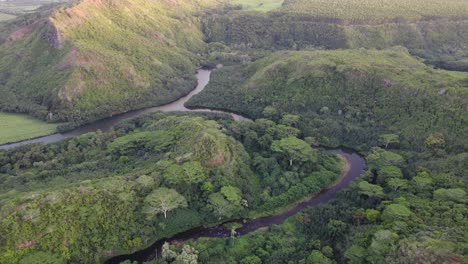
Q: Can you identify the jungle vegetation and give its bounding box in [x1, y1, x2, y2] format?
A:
[0, 113, 343, 263]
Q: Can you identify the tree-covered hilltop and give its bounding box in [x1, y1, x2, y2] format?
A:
[187, 48, 468, 153]
[0, 113, 343, 263]
[0, 0, 219, 124]
[203, 0, 468, 71]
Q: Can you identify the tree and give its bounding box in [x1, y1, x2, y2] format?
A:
[267, 124, 300, 139]
[174, 245, 198, 264]
[412, 172, 433, 192]
[262, 106, 278, 120]
[279, 114, 300, 127]
[162, 242, 177, 262]
[434, 188, 466, 203]
[376, 165, 403, 184]
[378, 134, 399, 149]
[358, 181, 384, 198]
[201, 182, 214, 194]
[143, 188, 187, 219]
[220, 186, 242, 205]
[305, 136, 319, 147]
[164, 161, 208, 186]
[182, 161, 209, 184]
[19, 252, 64, 264]
[382, 204, 411, 221]
[365, 209, 380, 222]
[386, 178, 409, 192]
[240, 255, 262, 264]
[306, 250, 333, 264]
[208, 192, 240, 219]
[424, 133, 445, 149]
[345, 245, 366, 264]
[271, 136, 317, 167]
[367, 147, 404, 169]
[327, 219, 347, 239]
[368, 230, 399, 263]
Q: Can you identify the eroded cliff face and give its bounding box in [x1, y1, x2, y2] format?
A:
[0, 0, 220, 123]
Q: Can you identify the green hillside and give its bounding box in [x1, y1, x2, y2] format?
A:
[0, 0, 218, 125]
[187, 48, 468, 152]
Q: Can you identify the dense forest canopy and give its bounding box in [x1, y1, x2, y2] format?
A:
[0, 113, 344, 263]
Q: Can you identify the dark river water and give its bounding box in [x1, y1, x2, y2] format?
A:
[0, 70, 366, 264]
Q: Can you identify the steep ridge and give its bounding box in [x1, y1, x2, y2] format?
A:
[0, 0, 219, 124]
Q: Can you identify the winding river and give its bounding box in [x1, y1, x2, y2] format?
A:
[106, 148, 365, 264]
[0, 70, 247, 150]
[0, 69, 366, 263]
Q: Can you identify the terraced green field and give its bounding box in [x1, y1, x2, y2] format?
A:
[0, 112, 59, 145]
[0, 12, 16, 22]
[231, 0, 284, 12]
[279, 0, 468, 22]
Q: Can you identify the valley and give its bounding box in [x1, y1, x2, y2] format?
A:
[0, 0, 466, 263]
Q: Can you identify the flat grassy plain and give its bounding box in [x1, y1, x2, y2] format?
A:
[0, 112, 58, 144]
[231, 0, 283, 12]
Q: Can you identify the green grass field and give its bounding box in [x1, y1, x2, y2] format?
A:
[231, 0, 283, 12]
[0, 12, 16, 22]
[279, 0, 468, 22]
[0, 112, 59, 145]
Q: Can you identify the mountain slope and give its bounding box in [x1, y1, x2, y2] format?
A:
[0, 0, 218, 124]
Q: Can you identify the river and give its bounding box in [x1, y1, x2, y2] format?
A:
[106, 148, 365, 264]
[0, 69, 366, 264]
[0, 70, 247, 150]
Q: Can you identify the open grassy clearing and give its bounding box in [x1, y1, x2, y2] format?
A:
[230, 0, 283, 12]
[0, 112, 59, 144]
